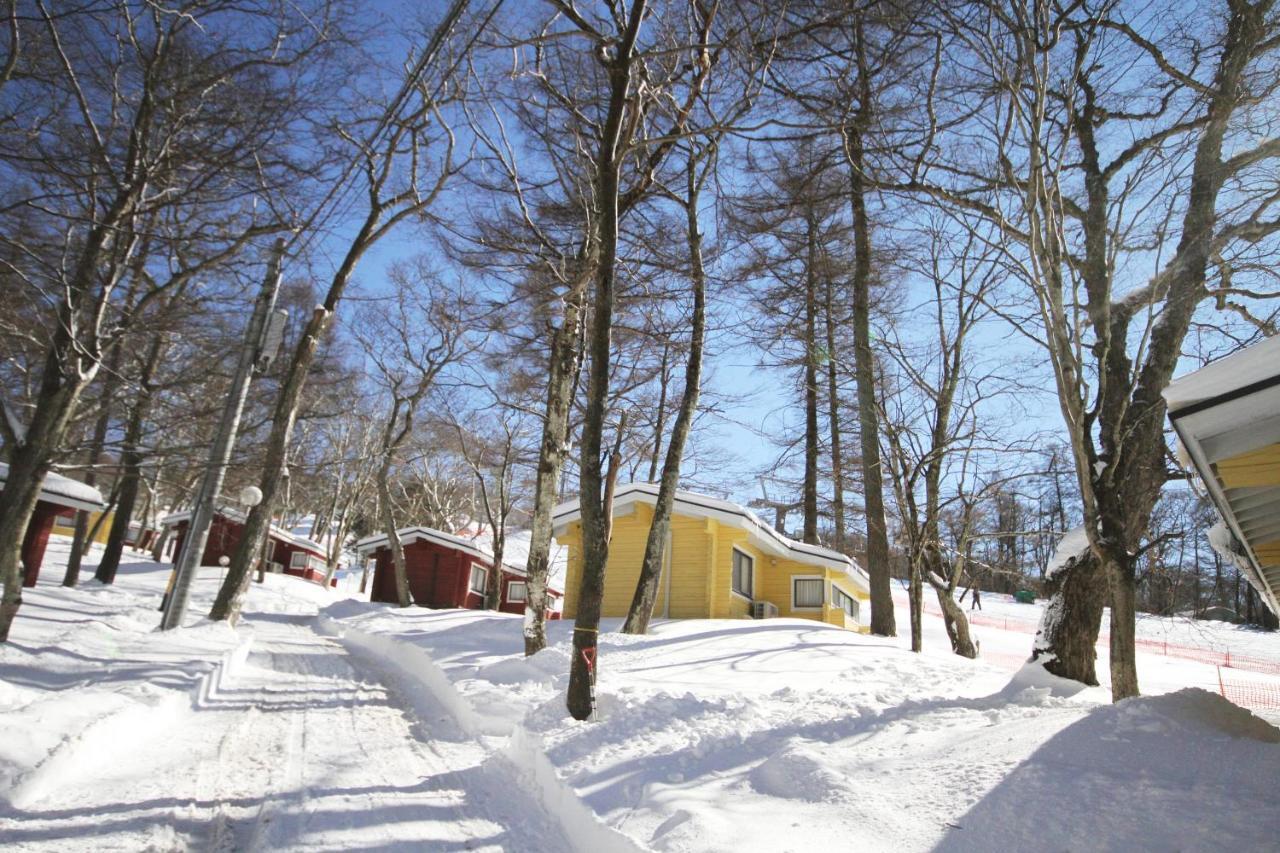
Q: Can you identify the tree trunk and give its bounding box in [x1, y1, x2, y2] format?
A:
[567, 1, 646, 721]
[1107, 551, 1139, 698]
[0, 351, 90, 641]
[844, 118, 894, 637]
[823, 276, 846, 552]
[647, 345, 669, 482]
[98, 335, 164, 583]
[63, 343, 125, 586]
[908, 561, 922, 653]
[486, 534, 504, 611]
[522, 277, 588, 655]
[802, 215, 820, 545]
[1032, 548, 1106, 685]
[376, 466, 412, 608]
[934, 583, 976, 658]
[623, 155, 707, 635]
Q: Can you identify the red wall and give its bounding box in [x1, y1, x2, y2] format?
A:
[370, 537, 560, 616]
[21, 501, 70, 587]
[171, 515, 328, 584]
[172, 515, 246, 569]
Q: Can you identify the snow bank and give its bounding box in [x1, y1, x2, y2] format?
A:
[935, 689, 1280, 852]
[6, 631, 254, 810]
[321, 599, 1280, 852]
[318, 614, 646, 853]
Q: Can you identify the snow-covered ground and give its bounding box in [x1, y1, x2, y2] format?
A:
[2, 537, 1278, 851]
[0, 539, 569, 851]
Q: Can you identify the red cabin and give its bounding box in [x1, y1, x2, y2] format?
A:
[160, 508, 331, 585]
[0, 463, 106, 587]
[356, 526, 563, 615]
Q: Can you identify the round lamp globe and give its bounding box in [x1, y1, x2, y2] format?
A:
[240, 485, 263, 507]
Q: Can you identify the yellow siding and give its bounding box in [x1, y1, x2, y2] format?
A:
[51, 510, 115, 544]
[715, 530, 761, 619]
[560, 504, 714, 620]
[668, 514, 709, 616]
[556, 502, 865, 632]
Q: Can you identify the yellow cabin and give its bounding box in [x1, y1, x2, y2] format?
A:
[554, 483, 870, 631]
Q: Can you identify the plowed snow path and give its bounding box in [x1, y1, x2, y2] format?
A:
[3, 614, 565, 851]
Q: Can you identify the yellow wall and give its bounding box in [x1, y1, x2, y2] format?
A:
[51, 510, 115, 544]
[558, 502, 867, 631]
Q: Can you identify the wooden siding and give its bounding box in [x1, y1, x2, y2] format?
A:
[1214, 442, 1280, 490]
[369, 536, 556, 614]
[558, 502, 865, 631]
[21, 501, 66, 587]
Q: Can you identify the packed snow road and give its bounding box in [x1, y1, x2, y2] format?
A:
[2, 611, 565, 852]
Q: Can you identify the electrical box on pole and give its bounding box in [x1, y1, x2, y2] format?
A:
[257, 308, 289, 372]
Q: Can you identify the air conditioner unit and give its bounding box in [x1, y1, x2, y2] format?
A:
[752, 601, 778, 620]
[269, 561, 284, 574]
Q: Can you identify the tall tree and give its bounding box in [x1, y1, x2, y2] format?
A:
[0, 0, 328, 639]
[904, 0, 1280, 696]
[209, 2, 472, 621]
[621, 142, 714, 634]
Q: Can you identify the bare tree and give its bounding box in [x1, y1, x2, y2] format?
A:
[0, 0, 330, 639]
[901, 0, 1280, 696]
[621, 141, 714, 634]
[452, 407, 526, 609]
[209, 3, 474, 622]
[879, 215, 1011, 657]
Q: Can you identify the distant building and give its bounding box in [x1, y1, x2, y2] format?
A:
[0, 464, 105, 586]
[356, 526, 563, 615]
[160, 508, 330, 585]
[1165, 336, 1280, 617]
[553, 482, 870, 630]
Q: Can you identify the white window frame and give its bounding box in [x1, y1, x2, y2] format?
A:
[730, 548, 754, 600]
[469, 562, 488, 595]
[290, 551, 308, 569]
[507, 580, 527, 603]
[791, 575, 825, 610]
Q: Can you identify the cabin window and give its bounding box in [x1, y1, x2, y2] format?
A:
[470, 563, 487, 595]
[507, 580, 527, 602]
[290, 551, 324, 573]
[792, 576, 824, 609]
[731, 549, 754, 599]
[832, 584, 860, 620]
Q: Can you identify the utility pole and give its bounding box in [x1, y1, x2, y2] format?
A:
[160, 239, 288, 630]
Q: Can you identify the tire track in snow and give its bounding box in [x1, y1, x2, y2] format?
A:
[3, 613, 550, 851]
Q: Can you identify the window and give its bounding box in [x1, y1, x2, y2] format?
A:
[793, 577, 824, 609]
[832, 584, 860, 621]
[507, 581, 527, 603]
[731, 549, 754, 599]
[291, 551, 324, 573]
[470, 563, 487, 595]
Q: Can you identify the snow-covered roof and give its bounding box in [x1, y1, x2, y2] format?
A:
[353, 525, 565, 595]
[1162, 335, 1280, 411]
[0, 462, 105, 513]
[160, 507, 325, 556]
[552, 482, 869, 589]
[1164, 338, 1280, 616]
